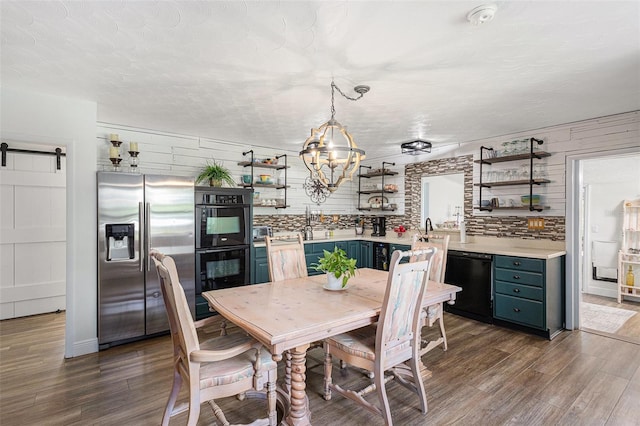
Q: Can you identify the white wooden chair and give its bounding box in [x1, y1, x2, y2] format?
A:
[323, 248, 436, 426]
[150, 250, 278, 426]
[265, 233, 308, 282]
[264, 233, 312, 393]
[411, 233, 450, 355]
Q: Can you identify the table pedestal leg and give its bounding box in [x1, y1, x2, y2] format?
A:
[283, 343, 311, 426]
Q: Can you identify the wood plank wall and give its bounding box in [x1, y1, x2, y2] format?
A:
[97, 110, 639, 240]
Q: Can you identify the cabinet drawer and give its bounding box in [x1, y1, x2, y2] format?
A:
[495, 256, 544, 273]
[494, 294, 544, 329]
[494, 268, 543, 287]
[495, 280, 543, 301]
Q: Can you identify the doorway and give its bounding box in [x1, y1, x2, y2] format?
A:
[573, 151, 640, 343]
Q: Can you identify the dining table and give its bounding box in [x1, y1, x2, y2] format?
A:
[202, 268, 461, 426]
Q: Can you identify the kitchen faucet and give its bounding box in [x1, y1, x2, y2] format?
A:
[424, 217, 433, 242]
[425, 217, 433, 232]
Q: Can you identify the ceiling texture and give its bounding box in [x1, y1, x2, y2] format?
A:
[1, 1, 639, 160]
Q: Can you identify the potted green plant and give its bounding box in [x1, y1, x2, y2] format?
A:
[311, 247, 357, 290]
[196, 161, 235, 187]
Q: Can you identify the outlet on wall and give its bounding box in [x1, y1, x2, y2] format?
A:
[528, 218, 545, 230]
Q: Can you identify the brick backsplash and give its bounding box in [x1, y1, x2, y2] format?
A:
[255, 154, 565, 241]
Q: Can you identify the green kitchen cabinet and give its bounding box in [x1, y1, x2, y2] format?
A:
[347, 241, 360, 263]
[253, 246, 270, 284]
[493, 254, 565, 339]
[359, 241, 373, 268]
[304, 241, 339, 276]
[390, 242, 411, 263]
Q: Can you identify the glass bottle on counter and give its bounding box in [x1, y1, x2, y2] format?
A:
[626, 265, 634, 294]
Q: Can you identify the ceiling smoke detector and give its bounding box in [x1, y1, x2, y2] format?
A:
[467, 4, 497, 25]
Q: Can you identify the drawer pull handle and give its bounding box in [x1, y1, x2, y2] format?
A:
[513, 261, 521, 266]
[513, 308, 521, 313]
[513, 288, 520, 293]
[513, 275, 520, 280]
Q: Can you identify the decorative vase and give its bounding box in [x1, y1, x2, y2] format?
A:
[210, 179, 223, 187]
[326, 272, 345, 290]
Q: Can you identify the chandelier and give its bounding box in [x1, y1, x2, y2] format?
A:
[299, 80, 369, 192]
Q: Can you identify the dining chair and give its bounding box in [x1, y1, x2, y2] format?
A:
[265, 233, 308, 282]
[323, 248, 436, 426]
[411, 233, 450, 355]
[264, 233, 311, 393]
[150, 250, 278, 426]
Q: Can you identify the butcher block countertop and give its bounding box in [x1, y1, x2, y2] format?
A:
[255, 230, 566, 260]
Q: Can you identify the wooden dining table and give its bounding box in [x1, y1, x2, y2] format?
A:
[202, 268, 461, 426]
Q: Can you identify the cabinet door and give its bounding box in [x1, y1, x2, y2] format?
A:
[254, 258, 270, 283]
[347, 241, 359, 261]
[359, 241, 373, 268]
[253, 246, 269, 283]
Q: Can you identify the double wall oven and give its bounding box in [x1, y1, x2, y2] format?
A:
[195, 187, 252, 319]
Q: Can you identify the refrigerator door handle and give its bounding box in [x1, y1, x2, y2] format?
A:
[139, 202, 144, 272]
[146, 202, 151, 271]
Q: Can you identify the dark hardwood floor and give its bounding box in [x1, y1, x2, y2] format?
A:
[1, 312, 638, 425]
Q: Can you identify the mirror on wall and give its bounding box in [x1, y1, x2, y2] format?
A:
[421, 173, 464, 228]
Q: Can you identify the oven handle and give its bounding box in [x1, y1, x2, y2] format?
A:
[196, 245, 249, 254]
[195, 204, 251, 208]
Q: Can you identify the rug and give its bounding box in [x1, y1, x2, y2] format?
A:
[581, 303, 637, 334]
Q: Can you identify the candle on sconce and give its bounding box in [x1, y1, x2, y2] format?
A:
[110, 133, 119, 142]
[109, 146, 119, 158]
[130, 142, 139, 152]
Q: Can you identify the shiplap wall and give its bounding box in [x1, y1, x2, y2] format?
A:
[0, 143, 66, 319]
[96, 123, 381, 217]
[98, 111, 638, 233]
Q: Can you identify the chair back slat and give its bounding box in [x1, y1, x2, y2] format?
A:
[411, 234, 450, 283]
[265, 234, 308, 282]
[376, 248, 435, 366]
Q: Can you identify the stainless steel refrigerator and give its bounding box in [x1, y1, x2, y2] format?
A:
[97, 172, 194, 348]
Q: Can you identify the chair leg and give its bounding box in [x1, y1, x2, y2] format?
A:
[323, 348, 333, 401]
[266, 370, 278, 426]
[187, 400, 201, 426]
[408, 353, 428, 414]
[375, 368, 393, 426]
[162, 370, 182, 426]
[437, 310, 448, 351]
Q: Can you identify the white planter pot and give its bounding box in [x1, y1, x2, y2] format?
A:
[326, 272, 344, 290]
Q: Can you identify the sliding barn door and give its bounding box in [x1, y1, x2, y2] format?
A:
[0, 143, 66, 319]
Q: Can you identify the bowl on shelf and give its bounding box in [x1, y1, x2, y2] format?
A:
[259, 174, 272, 183]
[521, 194, 541, 206]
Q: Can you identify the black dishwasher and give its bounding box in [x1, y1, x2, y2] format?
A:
[444, 250, 493, 323]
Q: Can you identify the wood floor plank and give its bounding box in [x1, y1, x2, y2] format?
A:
[559, 370, 628, 425]
[2, 311, 639, 426]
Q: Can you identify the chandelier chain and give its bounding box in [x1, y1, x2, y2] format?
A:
[330, 81, 366, 120]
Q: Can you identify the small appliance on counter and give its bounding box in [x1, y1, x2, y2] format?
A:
[371, 216, 386, 237]
[252, 225, 273, 242]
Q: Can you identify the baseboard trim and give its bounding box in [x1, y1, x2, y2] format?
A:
[67, 338, 99, 358]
